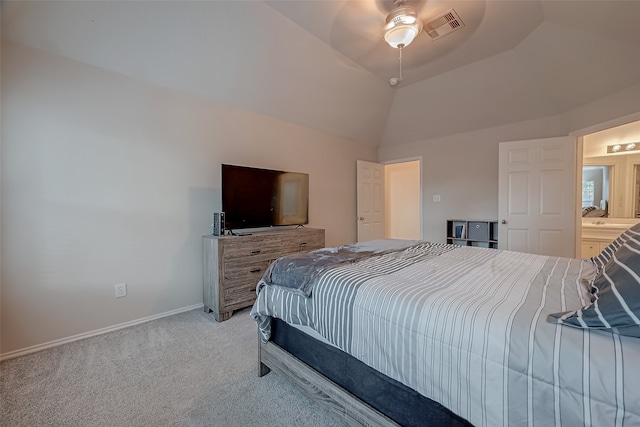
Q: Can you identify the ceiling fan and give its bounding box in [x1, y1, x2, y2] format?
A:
[382, 0, 465, 85]
[383, 0, 464, 48]
[262, 0, 475, 86]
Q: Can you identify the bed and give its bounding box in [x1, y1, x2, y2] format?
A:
[250, 226, 640, 426]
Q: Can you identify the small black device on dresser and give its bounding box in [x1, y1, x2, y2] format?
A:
[212, 212, 225, 236]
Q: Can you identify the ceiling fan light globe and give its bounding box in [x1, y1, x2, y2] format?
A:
[384, 26, 420, 48]
[383, 6, 423, 49]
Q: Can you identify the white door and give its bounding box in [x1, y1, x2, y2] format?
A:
[357, 160, 385, 242]
[498, 137, 576, 257]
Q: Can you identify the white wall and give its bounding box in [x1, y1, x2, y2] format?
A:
[0, 42, 377, 355]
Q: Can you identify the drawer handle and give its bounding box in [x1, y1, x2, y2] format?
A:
[249, 268, 262, 273]
[250, 250, 261, 255]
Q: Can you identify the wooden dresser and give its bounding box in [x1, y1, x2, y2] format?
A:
[202, 228, 325, 321]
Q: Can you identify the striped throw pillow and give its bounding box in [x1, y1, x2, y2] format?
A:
[549, 234, 640, 337]
[590, 222, 640, 271]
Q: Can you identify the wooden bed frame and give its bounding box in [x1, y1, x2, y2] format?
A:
[258, 337, 399, 427]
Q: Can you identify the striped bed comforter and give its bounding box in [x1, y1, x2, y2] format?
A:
[250, 240, 640, 426]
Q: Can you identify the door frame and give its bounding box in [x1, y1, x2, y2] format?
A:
[356, 156, 424, 239]
[570, 111, 640, 255]
[382, 157, 423, 240]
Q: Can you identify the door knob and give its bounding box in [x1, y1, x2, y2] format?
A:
[357, 217, 364, 221]
[501, 220, 507, 224]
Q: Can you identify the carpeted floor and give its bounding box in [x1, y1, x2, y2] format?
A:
[0, 308, 341, 426]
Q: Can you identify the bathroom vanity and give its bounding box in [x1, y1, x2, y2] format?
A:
[581, 218, 640, 257]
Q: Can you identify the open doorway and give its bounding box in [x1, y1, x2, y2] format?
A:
[385, 160, 421, 240]
[581, 120, 640, 219]
[578, 118, 640, 256]
[356, 158, 422, 242]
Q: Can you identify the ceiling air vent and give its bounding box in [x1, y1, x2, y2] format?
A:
[424, 9, 465, 40]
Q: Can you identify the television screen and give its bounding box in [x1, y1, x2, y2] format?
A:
[222, 164, 309, 230]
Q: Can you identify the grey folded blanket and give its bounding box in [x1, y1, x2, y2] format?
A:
[259, 239, 423, 297]
[260, 247, 374, 297]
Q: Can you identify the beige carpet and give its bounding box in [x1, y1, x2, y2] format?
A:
[0, 307, 340, 426]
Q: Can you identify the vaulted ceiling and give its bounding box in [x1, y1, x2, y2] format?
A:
[3, 1, 640, 147]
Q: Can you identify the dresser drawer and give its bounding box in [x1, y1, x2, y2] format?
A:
[223, 258, 271, 287]
[223, 283, 258, 306]
[280, 231, 325, 255]
[222, 238, 281, 260]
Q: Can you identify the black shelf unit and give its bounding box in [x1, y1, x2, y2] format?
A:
[446, 219, 499, 249]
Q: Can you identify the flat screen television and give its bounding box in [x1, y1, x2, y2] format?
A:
[221, 164, 309, 231]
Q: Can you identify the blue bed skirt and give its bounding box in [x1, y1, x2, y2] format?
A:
[270, 318, 472, 427]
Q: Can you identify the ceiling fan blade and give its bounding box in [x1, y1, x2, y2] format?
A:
[329, 0, 387, 56]
[336, 0, 386, 38]
[375, 0, 428, 14]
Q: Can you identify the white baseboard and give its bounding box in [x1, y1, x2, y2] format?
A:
[0, 303, 204, 361]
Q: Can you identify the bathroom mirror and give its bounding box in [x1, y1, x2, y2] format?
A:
[582, 120, 640, 219]
[582, 153, 640, 219]
[581, 165, 610, 217]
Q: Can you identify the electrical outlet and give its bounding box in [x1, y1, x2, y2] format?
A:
[115, 282, 127, 298]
